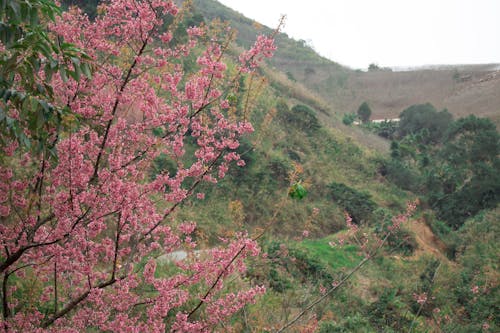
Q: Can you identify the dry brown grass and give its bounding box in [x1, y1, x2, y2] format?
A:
[281, 60, 500, 127]
[339, 68, 500, 126]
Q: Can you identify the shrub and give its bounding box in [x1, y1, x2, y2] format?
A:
[374, 208, 418, 256]
[368, 288, 411, 331]
[318, 315, 372, 333]
[342, 113, 357, 125]
[382, 159, 422, 192]
[370, 120, 398, 139]
[279, 103, 321, 133]
[327, 182, 377, 224]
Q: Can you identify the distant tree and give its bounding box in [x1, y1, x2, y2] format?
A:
[398, 103, 453, 144]
[357, 102, 372, 123]
[368, 63, 380, 71]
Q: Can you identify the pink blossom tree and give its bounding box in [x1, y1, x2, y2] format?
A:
[0, 0, 277, 331]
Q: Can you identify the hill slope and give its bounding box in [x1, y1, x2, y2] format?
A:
[193, 0, 500, 126]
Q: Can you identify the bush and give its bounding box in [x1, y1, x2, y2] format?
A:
[278, 104, 321, 133]
[374, 208, 418, 256]
[268, 268, 292, 293]
[342, 113, 357, 125]
[382, 159, 422, 192]
[327, 182, 377, 224]
[369, 120, 398, 139]
[267, 155, 293, 187]
[368, 288, 411, 331]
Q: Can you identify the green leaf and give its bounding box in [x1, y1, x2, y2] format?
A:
[8, 1, 21, 21]
[59, 66, 68, 82]
[38, 100, 51, 113]
[29, 5, 39, 26]
[288, 183, 307, 200]
[71, 57, 80, 66]
[81, 63, 92, 78]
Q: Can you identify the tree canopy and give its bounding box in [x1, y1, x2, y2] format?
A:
[398, 103, 453, 144]
[357, 101, 372, 123]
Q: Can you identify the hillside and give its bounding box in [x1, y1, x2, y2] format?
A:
[334, 65, 500, 125]
[172, 3, 500, 332]
[9, 1, 498, 332]
[192, 0, 500, 126]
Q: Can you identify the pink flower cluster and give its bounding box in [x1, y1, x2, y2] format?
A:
[413, 292, 428, 305]
[0, 0, 276, 331]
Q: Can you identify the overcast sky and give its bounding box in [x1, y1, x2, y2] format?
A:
[217, 0, 500, 69]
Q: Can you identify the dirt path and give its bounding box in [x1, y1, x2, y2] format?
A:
[406, 219, 452, 264]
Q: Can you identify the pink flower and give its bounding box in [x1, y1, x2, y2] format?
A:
[413, 292, 428, 305]
[0, 0, 277, 330]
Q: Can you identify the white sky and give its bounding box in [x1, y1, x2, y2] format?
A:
[217, 0, 500, 69]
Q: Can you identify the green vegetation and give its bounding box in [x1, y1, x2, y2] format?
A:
[398, 103, 453, 144]
[328, 182, 377, 225]
[357, 101, 372, 123]
[300, 240, 362, 270]
[1, 0, 90, 153]
[279, 103, 321, 133]
[61, 0, 100, 18]
[382, 105, 500, 229]
[342, 112, 357, 125]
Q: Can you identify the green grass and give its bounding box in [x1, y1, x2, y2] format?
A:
[300, 238, 362, 270]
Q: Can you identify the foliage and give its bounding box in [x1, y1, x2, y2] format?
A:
[368, 288, 411, 331]
[278, 103, 321, 133]
[398, 103, 453, 144]
[342, 112, 356, 125]
[431, 115, 500, 228]
[368, 63, 380, 71]
[318, 315, 372, 333]
[60, 0, 100, 18]
[366, 119, 398, 139]
[385, 106, 499, 229]
[0, 0, 278, 331]
[0, 0, 91, 155]
[432, 210, 500, 332]
[374, 208, 417, 256]
[288, 182, 307, 200]
[327, 182, 377, 224]
[357, 101, 372, 123]
[381, 158, 422, 192]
